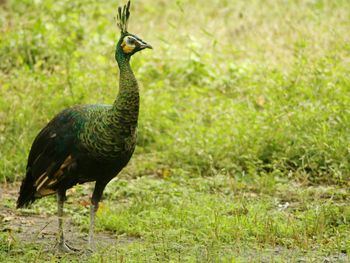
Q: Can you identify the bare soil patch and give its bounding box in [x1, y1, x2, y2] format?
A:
[0, 183, 122, 253]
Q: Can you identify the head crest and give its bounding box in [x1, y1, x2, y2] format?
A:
[117, 1, 131, 34]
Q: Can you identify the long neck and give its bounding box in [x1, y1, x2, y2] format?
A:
[112, 50, 139, 127]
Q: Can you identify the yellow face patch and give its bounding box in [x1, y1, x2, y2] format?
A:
[121, 39, 135, 54]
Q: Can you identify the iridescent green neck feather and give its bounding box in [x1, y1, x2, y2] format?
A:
[112, 46, 139, 127]
[79, 41, 139, 159]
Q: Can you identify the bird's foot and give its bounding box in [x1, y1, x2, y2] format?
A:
[57, 241, 80, 253]
[87, 240, 96, 252]
[81, 234, 96, 253]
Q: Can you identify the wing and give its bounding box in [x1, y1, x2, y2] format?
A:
[17, 108, 84, 208]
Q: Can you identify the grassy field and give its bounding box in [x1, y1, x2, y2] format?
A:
[1, 0, 350, 261]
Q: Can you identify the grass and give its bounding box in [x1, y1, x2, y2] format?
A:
[1, 174, 350, 262]
[0, 0, 350, 261]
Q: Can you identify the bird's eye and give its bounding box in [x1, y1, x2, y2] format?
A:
[127, 37, 136, 45]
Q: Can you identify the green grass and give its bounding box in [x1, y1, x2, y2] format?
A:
[1, 0, 350, 261]
[96, 175, 350, 260]
[1, 174, 350, 262]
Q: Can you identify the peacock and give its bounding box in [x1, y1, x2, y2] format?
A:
[16, 1, 151, 252]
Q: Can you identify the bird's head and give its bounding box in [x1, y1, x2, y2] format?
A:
[116, 1, 152, 59]
[118, 33, 152, 56]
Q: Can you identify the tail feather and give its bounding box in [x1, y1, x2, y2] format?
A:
[16, 168, 37, 208]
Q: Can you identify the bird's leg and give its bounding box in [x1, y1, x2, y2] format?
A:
[57, 191, 79, 253]
[88, 201, 98, 250]
[57, 191, 66, 248]
[88, 181, 107, 250]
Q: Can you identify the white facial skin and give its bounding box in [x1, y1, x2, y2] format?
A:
[120, 35, 152, 55]
[121, 36, 138, 54]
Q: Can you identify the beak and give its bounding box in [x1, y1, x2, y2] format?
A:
[140, 42, 153, 50]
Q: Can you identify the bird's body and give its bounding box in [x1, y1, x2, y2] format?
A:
[17, 104, 137, 206]
[17, 54, 139, 208]
[16, 1, 152, 252]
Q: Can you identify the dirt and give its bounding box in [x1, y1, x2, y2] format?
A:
[0, 183, 124, 253]
[1, 183, 348, 261]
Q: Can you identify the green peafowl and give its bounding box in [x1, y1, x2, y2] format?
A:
[16, 1, 152, 252]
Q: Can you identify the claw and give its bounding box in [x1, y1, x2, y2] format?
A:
[57, 241, 80, 253]
[88, 241, 96, 252]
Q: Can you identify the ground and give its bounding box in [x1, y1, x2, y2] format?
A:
[1, 0, 350, 262]
[1, 173, 349, 262]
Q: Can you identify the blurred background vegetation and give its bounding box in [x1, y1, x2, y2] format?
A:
[1, 0, 350, 261]
[1, 0, 350, 185]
